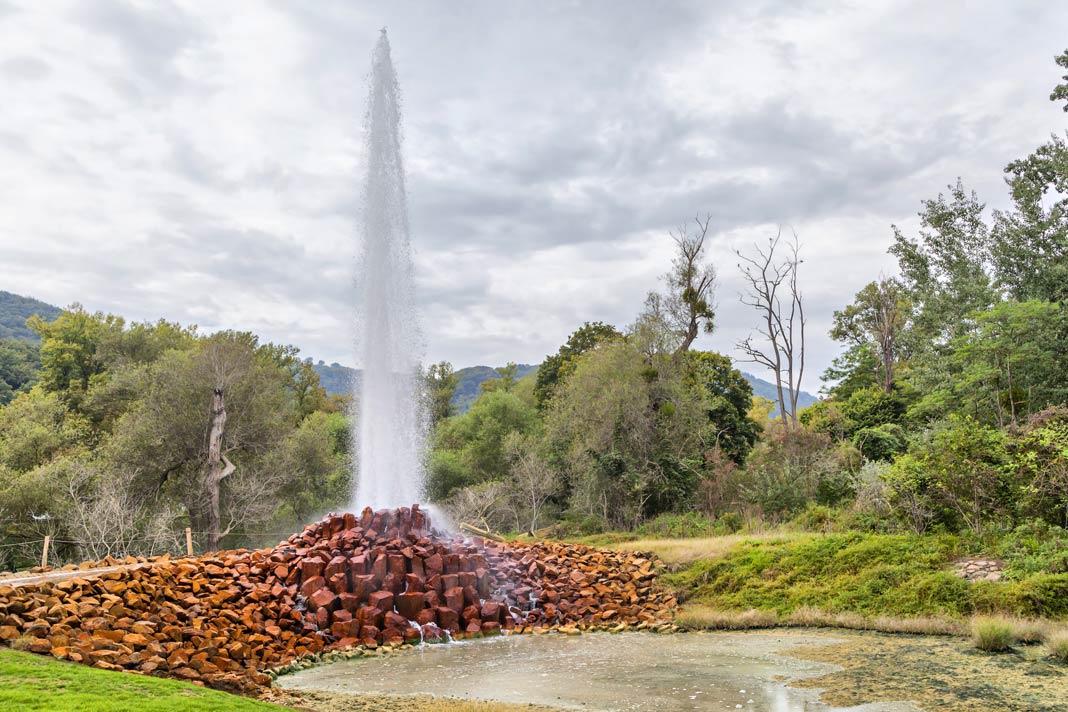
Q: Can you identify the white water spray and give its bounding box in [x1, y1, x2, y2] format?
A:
[352, 30, 426, 510]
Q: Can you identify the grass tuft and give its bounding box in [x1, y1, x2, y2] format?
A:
[10, 636, 35, 652]
[676, 606, 778, 630]
[1046, 630, 1068, 663]
[972, 617, 1016, 652]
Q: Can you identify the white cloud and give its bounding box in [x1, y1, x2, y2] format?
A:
[1, 0, 1066, 391]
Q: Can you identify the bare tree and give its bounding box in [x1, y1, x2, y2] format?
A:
[444, 481, 508, 531]
[504, 434, 558, 533]
[641, 214, 717, 356]
[736, 232, 807, 429]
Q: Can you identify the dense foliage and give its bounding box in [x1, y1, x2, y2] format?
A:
[0, 306, 348, 567]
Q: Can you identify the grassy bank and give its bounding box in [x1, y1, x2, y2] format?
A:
[656, 532, 1068, 620]
[0, 649, 288, 712]
[0, 648, 559, 712]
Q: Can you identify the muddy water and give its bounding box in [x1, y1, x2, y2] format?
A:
[276, 631, 919, 711]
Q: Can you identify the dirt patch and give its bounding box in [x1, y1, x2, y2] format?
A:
[264, 688, 562, 712]
[782, 630, 1068, 711]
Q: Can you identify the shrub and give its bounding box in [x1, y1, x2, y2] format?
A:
[714, 511, 743, 534]
[852, 424, 906, 462]
[791, 503, 836, 531]
[1046, 630, 1068, 663]
[972, 617, 1015, 652]
[10, 635, 35, 652]
[637, 512, 715, 539]
[993, 519, 1068, 578]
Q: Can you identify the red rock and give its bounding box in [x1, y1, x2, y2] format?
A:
[480, 621, 501, 635]
[383, 611, 408, 630]
[443, 586, 464, 614]
[308, 588, 336, 612]
[327, 572, 347, 595]
[367, 590, 393, 613]
[301, 558, 324, 579]
[370, 556, 388, 583]
[435, 607, 460, 632]
[421, 623, 446, 643]
[299, 576, 325, 598]
[338, 593, 361, 613]
[424, 553, 443, 577]
[395, 592, 425, 621]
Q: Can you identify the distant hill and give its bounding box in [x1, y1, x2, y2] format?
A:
[311, 360, 816, 417]
[450, 364, 538, 412]
[0, 291, 62, 341]
[310, 360, 358, 396]
[742, 371, 818, 418]
[310, 362, 538, 413]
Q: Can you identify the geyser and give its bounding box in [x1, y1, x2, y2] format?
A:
[353, 30, 426, 510]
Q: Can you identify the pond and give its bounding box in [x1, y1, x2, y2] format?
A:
[276, 630, 920, 711]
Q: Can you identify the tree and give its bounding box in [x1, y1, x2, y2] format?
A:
[930, 300, 1068, 427]
[888, 416, 1012, 533]
[889, 180, 995, 347]
[107, 332, 293, 550]
[0, 339, 41, 406]
[480, 362, 519, 393]
[545, 340, 706, 527]
[992, 133, 1068, 304]
[1051, 48, 1068, 112]
[534, 322, 621, 408]
[830, 278, 910, 393]
[427, 390, 540, 499]
[736, 232, 807, 429]
[684, 351, 760, 465]
[426, 361, 458, 425]
[504, 433, 558, 533]
[640, 215, 717, 356]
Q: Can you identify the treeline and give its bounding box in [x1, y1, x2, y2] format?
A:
[427, 50, 1068, 544]
[0, 309, 350, 568]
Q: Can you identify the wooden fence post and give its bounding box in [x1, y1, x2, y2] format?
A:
[185, 528, 193, 557]
[41, 536, 50, 569]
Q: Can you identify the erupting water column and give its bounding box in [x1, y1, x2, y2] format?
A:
[352, 30, 426, 510]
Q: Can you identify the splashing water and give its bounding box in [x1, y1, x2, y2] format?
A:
[352, 30, 426, 510]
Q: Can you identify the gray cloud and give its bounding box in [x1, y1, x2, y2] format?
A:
[2, 0, 1067, 386]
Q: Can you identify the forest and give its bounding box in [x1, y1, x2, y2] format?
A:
[1, 51, 1067, 578]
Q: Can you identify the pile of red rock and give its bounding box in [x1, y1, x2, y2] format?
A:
[0, 505, 676, 693]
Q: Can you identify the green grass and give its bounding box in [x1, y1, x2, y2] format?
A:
[971, 617, 1016, 651]
[0, 649, 288, 712]
[662, 532, 1068, 620]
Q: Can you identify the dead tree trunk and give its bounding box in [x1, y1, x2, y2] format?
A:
[737, 231, 806, 429]
[204, 387, 235, 551]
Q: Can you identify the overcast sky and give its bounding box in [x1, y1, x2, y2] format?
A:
[2, 1, 1066, 387]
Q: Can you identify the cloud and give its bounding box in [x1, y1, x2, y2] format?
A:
[1, 0, 1067, 389]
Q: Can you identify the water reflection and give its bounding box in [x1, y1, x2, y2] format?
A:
[278, 631, 917, 711]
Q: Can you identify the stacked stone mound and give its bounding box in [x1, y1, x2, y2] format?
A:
[0, 505, 675, 693]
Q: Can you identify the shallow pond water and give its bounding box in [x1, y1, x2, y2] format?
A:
[277, 631, 920, 711]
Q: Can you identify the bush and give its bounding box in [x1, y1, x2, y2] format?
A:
[714, 511, 743, 534]
[993, 519, 1068, 578]
[1046, 630, 1068, 663]
[972, 617, 1016, 652]
[791, 503, 836, 531]
[852, 424, 906, 461]
[637, 512, 715, 539]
